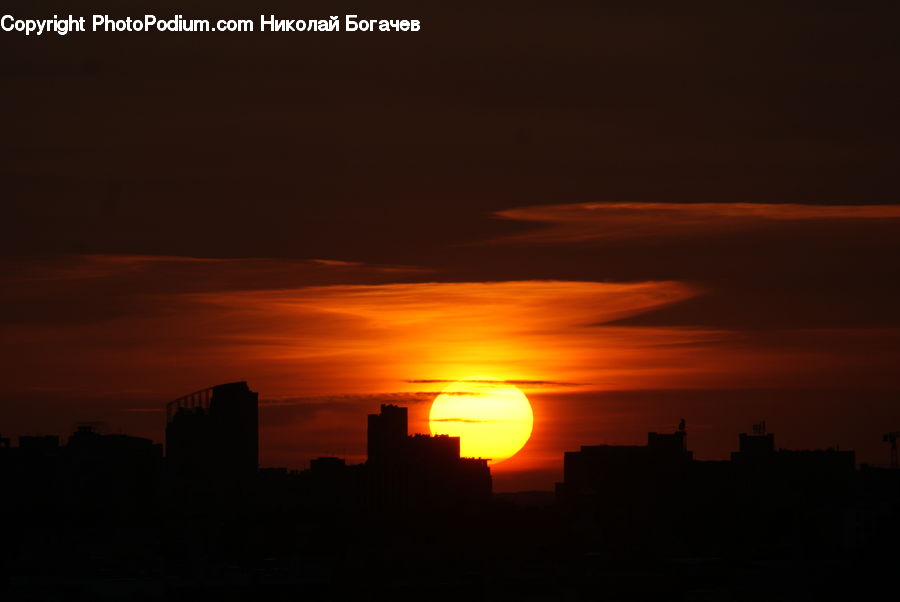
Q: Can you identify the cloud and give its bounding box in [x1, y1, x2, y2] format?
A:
[405, 379, 585, 387]
[261, 391, 439, 410]
[431, 418, 507, 424]
[493, 202, 900, 244]
[1, 254, 431, 291]
[0, 254, 435, 327]
[0, 261, 702, 406]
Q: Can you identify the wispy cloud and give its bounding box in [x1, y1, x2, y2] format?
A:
[493, 202, 900, 244]
[1, 269, 703, 403]
[431, 418, 527, 424]
[406, 379, 585, 387]
[0, 254, 431, 293]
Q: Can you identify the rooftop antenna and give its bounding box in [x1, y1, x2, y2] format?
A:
[752, 421, 767, 436]
[677, 418, 686, 432]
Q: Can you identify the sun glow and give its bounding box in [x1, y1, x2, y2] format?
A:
[429, 379, 534, 464]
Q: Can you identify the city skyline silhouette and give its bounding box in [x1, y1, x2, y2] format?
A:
[3, 378, 900, 599]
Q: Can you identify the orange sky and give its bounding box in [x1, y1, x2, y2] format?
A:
[4, 220, 900, 490]
[3, 2, 900, 490]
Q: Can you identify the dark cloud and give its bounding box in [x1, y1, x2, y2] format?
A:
[432, 418, 513, 424]
[3, 2, 900, 264]
[261, 392, 437, 412]
[406, 379, 585, 387]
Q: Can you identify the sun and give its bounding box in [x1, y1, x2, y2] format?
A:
[429, 379, 533, 464]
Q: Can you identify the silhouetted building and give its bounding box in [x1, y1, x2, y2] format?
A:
[367, 403, 408, 465]
[555, 424, 696, 558]
[556, 421, 867, 559]
[0, 425, 163, 519]
[730, 424, 855, 478]
[18, 434, 60, 453]
[64, 424, 163, 511]
[2, 434, 63, 513]
[310, 456, 346, 475]
[735, 424, 775, 457]
[557, 425, 693, 505]
[366, 404, 491, 511]
[165, 381, 259, 499]
[729, 425, 856, 547]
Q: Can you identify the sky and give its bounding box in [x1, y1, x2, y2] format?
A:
[2, 1, 900, 490]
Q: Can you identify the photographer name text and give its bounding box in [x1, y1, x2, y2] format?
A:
[1, 14, 421, 36]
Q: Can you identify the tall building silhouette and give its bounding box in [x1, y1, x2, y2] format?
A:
[367, 403, 408, 465]
[165, 381, 258, 497]
[366, 404, 491, 510]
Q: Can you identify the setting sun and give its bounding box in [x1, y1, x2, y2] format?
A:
[429, 379, 534, 464]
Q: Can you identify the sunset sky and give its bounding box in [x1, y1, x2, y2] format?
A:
[3, 1, 899, 490]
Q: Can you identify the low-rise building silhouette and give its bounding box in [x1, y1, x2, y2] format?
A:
[0, 425, 162, 515]
[556, 421, 864, 559]
[64, 424, 162, 512]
